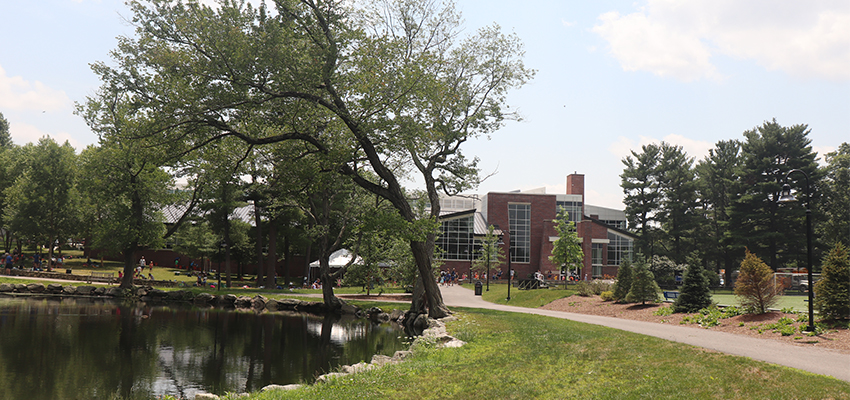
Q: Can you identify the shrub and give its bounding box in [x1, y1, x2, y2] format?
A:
[672, 259, 713, 313]
[612, 260, 633, 302]
[814, 243, 850, 320]
[591, 280, 612, 295]
[600, 291, 615, 301]
[576, 281, 594, 297]
[626, 261, 660, 304]
[734, 249, 782, 314]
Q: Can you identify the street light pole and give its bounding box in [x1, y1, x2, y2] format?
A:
[506, 230, 512, 301]
[777, 169, 815, 332]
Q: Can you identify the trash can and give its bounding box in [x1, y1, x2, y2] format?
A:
[474, 281, 483, 296]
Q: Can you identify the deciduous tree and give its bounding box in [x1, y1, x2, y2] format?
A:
[91, 0, 533, 318]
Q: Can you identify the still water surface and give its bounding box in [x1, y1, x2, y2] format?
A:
[0, 296, 407, 399]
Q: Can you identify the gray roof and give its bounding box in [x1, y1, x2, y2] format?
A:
[161, 203, 256, 226]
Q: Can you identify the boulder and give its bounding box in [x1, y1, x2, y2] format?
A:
[390, 309, 405, 321]
[315, 372, 347, 384]
[276, 299, 301, 311]
[340, 303, 359, 315]
[93, 287, 106, 296]
[62, 286, 77, 295]
[136, 287, 149, 297]
[105, 287, 124, 297]
[342, 362, 374, 374]
[14, 284, 27, 292]
[46, 283, 64, 294]
[26, 283, 46, 293]
[76, 286, 96, 295]
[193, 292, 215, 304]
[251, 295, 267, 309]
[220, 294, 237, 305]
[193, 393, 220, 400]
[234, 296, 252, 308]
[148, 288, 168, 298]
[261, 384, 303, 392]
[370, 354, 396, 367]
[264, 299, 280, 311]
[0, 283, 14, 292]
[166, 290, 190, 301]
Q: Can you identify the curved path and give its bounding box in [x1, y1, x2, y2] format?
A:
[439, 284, 850, 383]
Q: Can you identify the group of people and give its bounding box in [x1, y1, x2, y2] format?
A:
[438, 269, 458, 286]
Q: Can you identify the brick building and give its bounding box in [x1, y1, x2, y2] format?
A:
[436, 174, 635, 280]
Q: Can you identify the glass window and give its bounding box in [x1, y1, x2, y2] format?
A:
[607, 231, 633, 266]
[592, 243, 603, 266]
[508, 203, 531, 263]
[436, 215, 474, 261]
[555, 201, 582, 224]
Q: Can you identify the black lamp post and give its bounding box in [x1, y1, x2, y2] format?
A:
[506, 229, 512, 301]
[777, 169, 815, 332]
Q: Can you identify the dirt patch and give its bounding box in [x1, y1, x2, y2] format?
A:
[540, 295, 849, 354]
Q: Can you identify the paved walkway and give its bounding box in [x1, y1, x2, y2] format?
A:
[439, 284, 850, 383]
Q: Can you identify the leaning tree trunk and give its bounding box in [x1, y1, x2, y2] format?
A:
[319, 260, 344, 311]
[410, 240, 450, 318]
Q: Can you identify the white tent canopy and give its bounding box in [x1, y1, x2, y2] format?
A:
[309, 249, 362, 269]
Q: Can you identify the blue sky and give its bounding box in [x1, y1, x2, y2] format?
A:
[1, 0, 848, 209]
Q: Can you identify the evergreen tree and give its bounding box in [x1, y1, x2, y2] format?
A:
[672, 255, 713, 313]
[612, 259, 633, 303]
[621, 144, 661, 258]
[814, 243, 850, 320]
[819, 143, 850, 248]
[729, 119, 820, 270]
[626, 260, 660, 304]
[695, 140, 742, 287]
[734, 249, 781, 314]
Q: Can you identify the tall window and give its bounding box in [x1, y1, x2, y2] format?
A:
[607, 231, 633, 266]
[436, 215, 474, 260]
[592, 243, 604, 277]
[555, 201, 582, 224]
[508, 203, 531, 263]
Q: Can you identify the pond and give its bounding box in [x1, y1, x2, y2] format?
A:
[0, 295, 408, 400]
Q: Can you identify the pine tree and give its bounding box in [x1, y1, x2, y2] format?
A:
[814, 243, 850, 320]
[626, 261, 660, 305]
[672, 257, 713, 313]
[734, 249, 781, 314]
[612, 259, 634, 303]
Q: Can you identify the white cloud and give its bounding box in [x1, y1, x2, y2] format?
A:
[608, 134, 713, 161]
[592, 10, 719, 82]
[561, 19, 574, 28]
[9, 121, 81, 149]
[0, 65, 70, 112]
[592, 0, 850, 81]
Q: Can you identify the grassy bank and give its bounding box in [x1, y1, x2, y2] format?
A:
[228, 307, 849, 400]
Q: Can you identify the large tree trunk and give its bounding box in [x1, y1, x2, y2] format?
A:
[410, 240, 450, 318]
[224, 219, 232, 288]
[266, 221, 277, 289]
[320, 265, 343, 311]
[121, 249, 136, 288]
[254, 203, 264, 287]
[283, 233, 290, 290]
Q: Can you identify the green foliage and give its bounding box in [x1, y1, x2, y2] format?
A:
[575, 281, 594, 297]
[472, 225, 505, 277]
[612, 259, 633, 302]
[814, 242, 850, 320]
[734, 250, 782, 314]
[0, 111, 10, 148]
[626, 260, 660, 304]
[549, 208, 583, 275]
[648, 255, 684, 287]
[600, 291, 615, 301]
[653, 306, 673, 316]
[818, 143, 850, 248]
[591, 280, 613, 295]
[4, 137, 80, 263]
[680, 306, 742, 328]
[672, 257, 713, 313]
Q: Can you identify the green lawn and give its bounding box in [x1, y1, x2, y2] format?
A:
[231, 307, 850, 400]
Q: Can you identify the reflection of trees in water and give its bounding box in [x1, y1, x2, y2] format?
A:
[0, 298, 406, 399]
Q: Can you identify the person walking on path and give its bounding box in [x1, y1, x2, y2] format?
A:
[437, 284, 850, 383]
